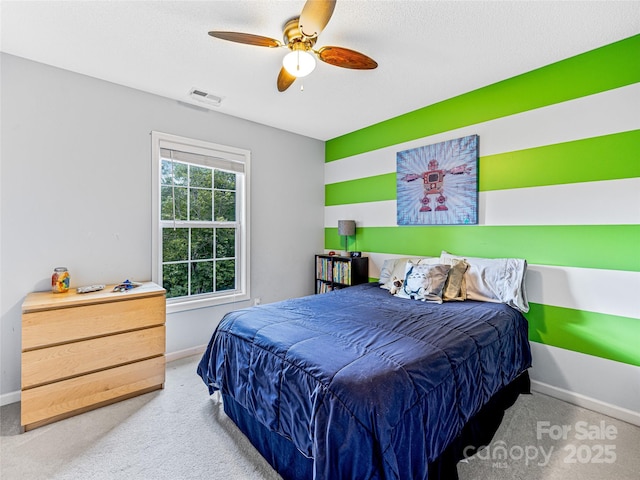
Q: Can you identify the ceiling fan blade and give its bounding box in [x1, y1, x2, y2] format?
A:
[317, 46, 378, 69]
[277, 67, 297, 92]
[298, 0, 336, 38]
[208, 31, 282, 48]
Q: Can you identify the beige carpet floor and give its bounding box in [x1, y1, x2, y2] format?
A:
[1, 355, 638, 479]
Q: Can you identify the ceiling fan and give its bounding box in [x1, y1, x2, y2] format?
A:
[208, 0, 378, 92]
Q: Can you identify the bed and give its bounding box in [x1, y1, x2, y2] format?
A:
[197, 281, 531, 479]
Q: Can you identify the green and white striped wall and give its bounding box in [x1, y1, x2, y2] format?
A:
[324, 35, 640, 423]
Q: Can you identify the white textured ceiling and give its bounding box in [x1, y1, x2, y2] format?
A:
[2, 1, 639, 140]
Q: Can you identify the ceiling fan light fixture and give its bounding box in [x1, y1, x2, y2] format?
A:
[208, 1, 377, 92]
[282, 49, 316, 78]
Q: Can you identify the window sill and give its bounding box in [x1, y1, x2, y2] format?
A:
[166, 292, 250, 314]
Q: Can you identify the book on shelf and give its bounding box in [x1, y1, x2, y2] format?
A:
[332, 260, 352, 285]
[316, 280, 333, 294]
[316, 256, 333, 282]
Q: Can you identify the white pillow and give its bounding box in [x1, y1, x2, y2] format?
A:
[394, 263, 451, 303]
[440, 251, 529, 313]
[379, 257, 440, 290]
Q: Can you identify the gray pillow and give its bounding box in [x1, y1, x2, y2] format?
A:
[443, 258, 469, 302]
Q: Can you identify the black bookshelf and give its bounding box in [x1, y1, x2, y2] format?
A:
[315, 254, 369, 294]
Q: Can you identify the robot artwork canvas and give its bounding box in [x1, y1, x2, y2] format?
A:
[397, 134, 479, 225]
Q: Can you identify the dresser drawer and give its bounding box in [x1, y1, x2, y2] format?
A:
[21, 356, 165, 430]
[22, 326, 165, 389]
[22, 295, 165, 350]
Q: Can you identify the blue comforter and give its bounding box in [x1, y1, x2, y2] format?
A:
[197, 283, 531, 479]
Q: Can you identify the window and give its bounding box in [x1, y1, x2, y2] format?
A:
[151, 132, 250, 312]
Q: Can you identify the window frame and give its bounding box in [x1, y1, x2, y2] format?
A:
[151, 131, 250, 313]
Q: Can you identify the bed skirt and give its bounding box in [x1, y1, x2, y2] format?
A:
[222, 371, 530, 480]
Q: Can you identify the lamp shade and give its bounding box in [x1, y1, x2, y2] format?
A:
[282, 49, 316, 78]
[337, 220, 356, 236]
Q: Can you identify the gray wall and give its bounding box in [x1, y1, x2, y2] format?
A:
[0, 53, 325, 402]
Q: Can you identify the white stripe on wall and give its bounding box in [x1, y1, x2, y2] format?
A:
[351, 251, 639, 320]
[480, 178, 640, 225]
[325, 200, 397, 229]
[355, 252, 438, 279]
[325, 178, 640, 227]
[525, 265, 639, 319]
[325, 83, 640, 185]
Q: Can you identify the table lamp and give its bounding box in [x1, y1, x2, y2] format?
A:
[337, 220, 356, 255]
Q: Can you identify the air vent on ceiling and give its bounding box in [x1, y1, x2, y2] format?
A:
[189, 88, 222, 107]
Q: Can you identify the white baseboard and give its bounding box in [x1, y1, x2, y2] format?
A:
[165, 345, 207, 363]
[1, 346, 209, 407]
[531, 379, 640, 427]
[0, 390, 20, 407]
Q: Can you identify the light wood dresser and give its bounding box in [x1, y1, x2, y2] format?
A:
[21, 282, 166, 431]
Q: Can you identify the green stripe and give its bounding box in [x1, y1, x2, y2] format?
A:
[481, 130, 640, 191]
[527, 303, 640, 367]
[325, 131, 640, 205]
[326, 35, 640, 162]
[325, 173, 396, 206]
[325, 225, 640, 272]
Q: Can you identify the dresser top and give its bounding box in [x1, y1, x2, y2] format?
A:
[22, 282, 165, 313]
